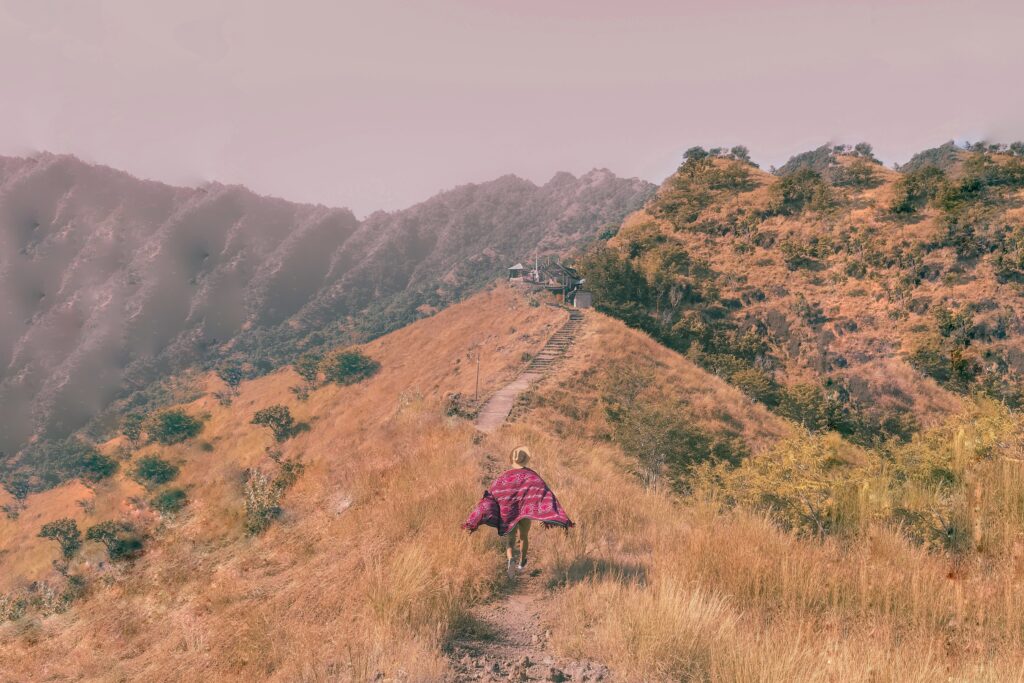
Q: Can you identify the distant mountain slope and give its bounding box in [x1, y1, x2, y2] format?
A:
[0, 154, 653, 457]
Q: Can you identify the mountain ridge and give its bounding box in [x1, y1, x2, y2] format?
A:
[0, 152, 654, 462]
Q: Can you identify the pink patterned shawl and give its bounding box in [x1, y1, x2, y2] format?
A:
[463, 467, 573, 535]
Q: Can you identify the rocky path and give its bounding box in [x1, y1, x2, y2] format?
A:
[475, 309, 584, 433]
[451, 310, 609, 681]
[446, 567, 610, 682]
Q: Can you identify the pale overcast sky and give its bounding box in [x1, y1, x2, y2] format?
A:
[1, 0, 1022, 216]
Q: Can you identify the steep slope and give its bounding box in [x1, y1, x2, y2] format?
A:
[0, 285, 786, 680]
[583, 143, 1024, 445]
[0, 154, 653, 462]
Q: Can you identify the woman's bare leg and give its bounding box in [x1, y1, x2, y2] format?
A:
[506, 524, 519, 566]
[518, 519, 531, 568]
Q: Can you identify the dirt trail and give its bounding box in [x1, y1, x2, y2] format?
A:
[475, 309, 583, 433]
[447, 567, 610, 682]
[452, 310, 609, 681]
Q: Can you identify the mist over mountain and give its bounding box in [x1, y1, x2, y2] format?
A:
[0, 154, 653, 456]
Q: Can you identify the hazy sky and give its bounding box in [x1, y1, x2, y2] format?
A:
[2, 0, 1023, 216]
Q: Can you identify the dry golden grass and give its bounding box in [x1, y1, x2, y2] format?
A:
[0, 285, 565, 681]
[520, 308, 793, 453]
[4, 284, 1024, 681]
[528, 420, 1024, 681]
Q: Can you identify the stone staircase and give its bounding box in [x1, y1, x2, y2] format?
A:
[475, 309, 584, 433]
[523, 309, 584, 373]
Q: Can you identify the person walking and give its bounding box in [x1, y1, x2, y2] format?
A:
[463, 446, 573, 575]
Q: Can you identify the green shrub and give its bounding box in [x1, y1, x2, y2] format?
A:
[729, 145, 753, 164]
[19, 438, 118, 488]
[293, 351, 323, 387]
[215, 362, 244, 393]
[779, 238, 826, 271]
[38, 518, 82, 560]
[852, 142, 877, 161]
[147, 409, 202, 445]
[131, 456, 179, 488]
[767, 168, 833, 215]
[934, 306, 975, 346]
[121, 412, 146, 448]
[0, 593, 27, 622]
[909, 335, 978, 391]
[777, 383, 852, 433]
[150, 487, 188, 515]
[889, 165, 946, 214]
[729, 367, 782, 407]
[322, 349, 381, 385]
[86, 521, 143, 561]
[243, 449, 305, 535]
[831, 158, 881, 189]
[693, 433, 866, 537]
[251, 404, 297, 442]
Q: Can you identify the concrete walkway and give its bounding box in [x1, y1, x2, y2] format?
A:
[475, 309, 583, 433]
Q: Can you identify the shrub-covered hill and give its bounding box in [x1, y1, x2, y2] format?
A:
[0, 154, 653, 472]
[4, 285, 1024, 681]
[581, 142, 1024, 446]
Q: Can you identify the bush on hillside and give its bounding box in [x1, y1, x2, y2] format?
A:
[147, 409, 203, 445]
[729, 145, 753, 164]
[443, 392, 479, 419]
[852, 142, 878, 161]
[766, 168, 833, 215]
[85, 521, 144, 561]
[131, 456, 179, 488]
[776, 383, 851, 433]
[899, 141, 962, 174]
[38, 518, 82, 560]
[577, 247, 657, 332]
[831, 158, 881, 189]
[729, 367, 782, 407]
[694, 405, 1014, 546]
[121, 412, 146, 448]
[909, 334, 979, 391]
[243, 448, 305, 535]
[694, 433, 865, 537]
[17, 438, 118, 490]
[779, 238, 827, 271]
[216, 362, 245, 394]
[322, 349, 380, 386]
[293, 351, 323, 387]
[251, 404, 298, 442]
[150, 487, 188, 515]
[934, 306, 976, 346]
[887, 167, 940, 214]
[3, 473, 32, 503]
[0, 593, 27, 622]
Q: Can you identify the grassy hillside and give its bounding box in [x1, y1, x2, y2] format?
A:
[3, 283, 1024, 680]
[581, 143, 1024, 449]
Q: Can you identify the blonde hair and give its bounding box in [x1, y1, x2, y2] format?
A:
[510, 446, 531, 468]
